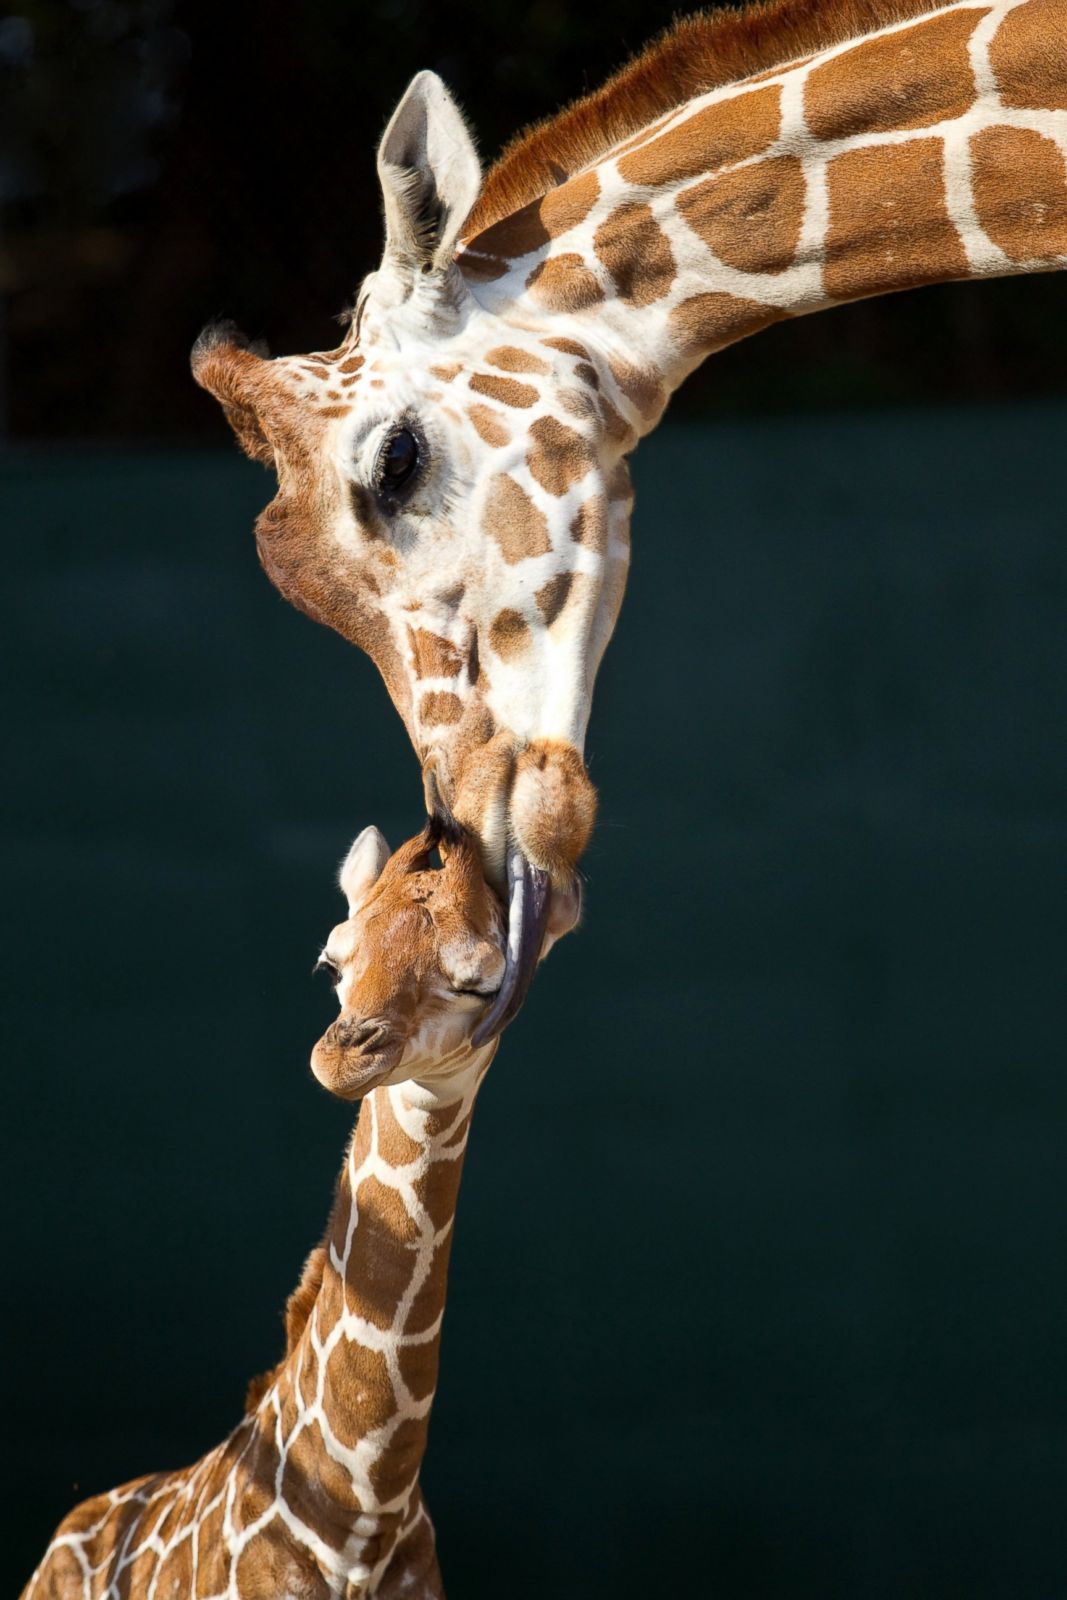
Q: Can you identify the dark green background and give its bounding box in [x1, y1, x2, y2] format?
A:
[5, 402, 1067, 1596]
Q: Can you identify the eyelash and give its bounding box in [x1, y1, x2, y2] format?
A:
[373, 421, 426, 507]
[315, 957, 341, 988]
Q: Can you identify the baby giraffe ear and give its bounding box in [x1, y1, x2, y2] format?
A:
[377, 70, 481, 277]
[340, 826, 391, 916]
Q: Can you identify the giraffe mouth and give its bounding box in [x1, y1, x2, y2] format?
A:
[471, 847, 551, 1047]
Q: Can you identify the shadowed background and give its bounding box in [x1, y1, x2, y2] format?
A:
[3, 3, 1067, 1596]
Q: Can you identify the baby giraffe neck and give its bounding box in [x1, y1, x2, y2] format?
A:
[263, 1046, 494, 1592]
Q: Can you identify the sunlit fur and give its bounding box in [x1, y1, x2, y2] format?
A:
[312, 821, 507, 1100]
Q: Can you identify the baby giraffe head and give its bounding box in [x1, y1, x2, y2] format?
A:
[312, 817, 511, 1100]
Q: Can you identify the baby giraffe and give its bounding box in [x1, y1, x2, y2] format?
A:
[22, 817, 557, 1600]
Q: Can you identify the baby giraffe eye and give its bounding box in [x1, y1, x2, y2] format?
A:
[375, 426, 420, 499]
[315, 956, 341, 988]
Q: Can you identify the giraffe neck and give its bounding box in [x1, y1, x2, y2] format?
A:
[260, 1046, 494, 1589]
[464, 0, 1066, 425]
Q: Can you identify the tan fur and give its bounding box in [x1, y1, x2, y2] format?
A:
[970, 127, 1067, 260]
[468, 402, 511, 445]
[677, 154, 806, 274]
[803, 7, 987, 137]
[824, 138, 969, 300]
[526, 415, 594, 496]
[990, 0, 1067, 109]
[593, 202, 677, 307]
[481, 473, 552, 563]
[522, 253, 605, 310]
[510, 739, 598, 882]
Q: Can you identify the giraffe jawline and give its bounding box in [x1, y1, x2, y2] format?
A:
[471, 848, 551, 1047]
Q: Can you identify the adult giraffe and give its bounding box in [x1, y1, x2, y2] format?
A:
[193, 0, 1067, 1036]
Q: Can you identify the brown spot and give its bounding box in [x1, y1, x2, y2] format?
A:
[559, 387, 598, 422]
[398, 1339, 438, 1404]
[575, 361, 600, 389]
[543, 335, 592, 358]
[536, 571, 574, 626]
[302, 364, 329, 379]
[618, 83, 781, 186]
[316, 404, 352, 418]
[594, 201, 677, 306]
[340, 375, 360, 388]
[990, 0, 1067, 112]
[469, 372, 540, 408]
[35, 1546, 90, 1595]
[971, 126, 1067, 263]
[526, 254, 605, 312]
[458, 250, 509, 281]
[230, 1424, 281, 1529]
[430, 362, 462, 382]
[805, 10, 987, 140]
[281, 1420, 363, 1547]
[197, 1500, 227, 1592]
[370, 1416, 427, 1503]
[408, 627, 464, 679]
[469, 169, 600, 260]
[377, 1092, 424, 1165]
[607, 462, 633, 503]
[824, 138, 969, 302]
[419, 691, 464, 726]
[469, 404, 511, 446]
[598, 393, 633, 442]
[298, 1336, 320, 1409]
[339, 355, 364, 374]
[570, 495, 609, 552]
[669, 292, 785, 358]
[608, 357, 666, 421]
[483, 474, 553, 564]
[489, 609, 531, 659]
[527, 415, 594, 496]
[326, 389, 341, 401]
[325, 1339, 395, 1448]
[678, 154, 805, 275]
[486, 345, 551, 375]
[234, 1535, 323, 1596]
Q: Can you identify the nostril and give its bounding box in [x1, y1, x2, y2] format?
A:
[338, 1019, 389, 1053]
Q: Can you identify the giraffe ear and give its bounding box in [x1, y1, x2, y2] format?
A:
[340, 826, 392, 916]
[377, 70, 481, 277]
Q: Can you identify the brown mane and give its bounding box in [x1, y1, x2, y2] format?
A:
[464, 0, 954, 237]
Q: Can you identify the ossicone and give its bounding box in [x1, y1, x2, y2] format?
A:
[190, 320, 275, 465]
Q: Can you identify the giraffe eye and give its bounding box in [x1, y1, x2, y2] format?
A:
[375, 426, 421, 500]
[315, 956, 341, 988]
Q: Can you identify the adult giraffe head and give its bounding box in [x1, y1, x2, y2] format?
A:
[194, 0, 1067, 1035]
[193, 72, 635, 1035]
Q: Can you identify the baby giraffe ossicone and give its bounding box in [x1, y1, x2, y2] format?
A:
[22, 818, 567, 1600]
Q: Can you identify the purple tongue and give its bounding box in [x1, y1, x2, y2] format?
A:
[471, 848, 551, 1047]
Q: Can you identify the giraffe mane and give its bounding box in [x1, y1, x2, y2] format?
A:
[243, 1243, 328, 1415]
[463, 0, 955, 238]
